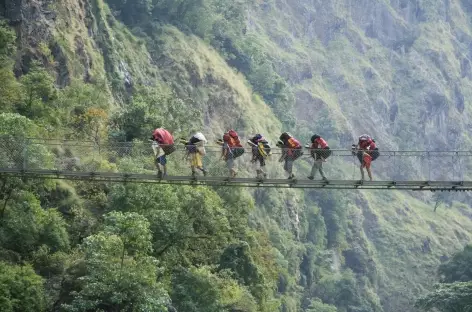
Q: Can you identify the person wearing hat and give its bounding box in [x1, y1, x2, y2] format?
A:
[307, 134, 330, 181]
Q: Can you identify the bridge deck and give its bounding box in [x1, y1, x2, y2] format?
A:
[1, 168, 469, 191]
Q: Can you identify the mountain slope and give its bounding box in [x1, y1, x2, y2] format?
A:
[1, 0, 472, 312]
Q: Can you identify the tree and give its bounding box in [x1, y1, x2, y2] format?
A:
[416, 245, 472, 312]
[18, 61, 57, 122]
[55, 79, 112, 132]
[171, 266, 257, 312]
[71, 107, 108, 145]
[61, 211, 169, 312]
[306, 300, 338, 312]
[415, 282, 472, 312]
[106, 0, 153, 25]
[0, 22, 21, 113]
[438, 245, 472, 283]
[107, 183, 231, 267]
[0, 113, 54, 170]
[112, 85, 201, 141]
[0, 191, 69, 258]
[0, 262, 46, 312]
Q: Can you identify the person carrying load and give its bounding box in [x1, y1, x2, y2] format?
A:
[307, 134, 330, 181]
[217, 129, 244, 178]
[181, 132, 207, 177]
[352, 134, 379, 181]
[277, 132, 303, 179]
[248, 133, 271, 179]
[151, 127, 175, 178]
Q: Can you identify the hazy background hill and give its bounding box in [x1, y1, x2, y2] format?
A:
[1, 0, 472, 311]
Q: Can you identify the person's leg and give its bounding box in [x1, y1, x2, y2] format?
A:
[318, 162, 327, 180]
[363, 153, 372, 181]
[285, 157, 294, 178]
[364, 156, 372, 181]
[190, 153, 196, 176]
[196, 153, 206, 176]
[309, 161, 319, 179]
[156, 156, 167, 178]
[161, 156, 167, 176]
[155, 157, 162, 178]
[357, 151, 363, 163]
[366, 166, 373, 181]
[259, 156, 266, 178]
[227, 156, 236, 177]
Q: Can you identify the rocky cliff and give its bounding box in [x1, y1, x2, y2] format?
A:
[2, 0, 472, 311]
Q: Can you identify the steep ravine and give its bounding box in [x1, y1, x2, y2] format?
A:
[2, 0, 472, 311]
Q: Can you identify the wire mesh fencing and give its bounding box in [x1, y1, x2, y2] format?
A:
[0, 136, 470, 181]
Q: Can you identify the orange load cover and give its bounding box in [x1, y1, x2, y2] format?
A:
[153, 128, 174, 145]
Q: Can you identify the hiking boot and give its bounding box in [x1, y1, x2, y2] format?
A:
[322, 176, 328, 181]
[157, 171, 163, 179]
[307, 176, 314, 180]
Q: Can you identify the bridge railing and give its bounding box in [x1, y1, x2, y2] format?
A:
[0, 136, 470, 181]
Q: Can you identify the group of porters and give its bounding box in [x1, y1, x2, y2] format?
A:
[150, 128, 380, 181]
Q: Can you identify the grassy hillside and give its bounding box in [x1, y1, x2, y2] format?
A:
[1, 0, 472, 311]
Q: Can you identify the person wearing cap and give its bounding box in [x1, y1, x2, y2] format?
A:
[307, 134, 330, 181]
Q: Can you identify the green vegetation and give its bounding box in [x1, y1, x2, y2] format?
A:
[415, 245, 472, 311]
[1, 0, 472, 311]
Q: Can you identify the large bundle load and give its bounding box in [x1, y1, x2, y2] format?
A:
[153, 128, 175, 155]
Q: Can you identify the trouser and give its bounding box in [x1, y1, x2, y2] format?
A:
[284, 159, 294, 175]
[252, 154, 265, 169]
[226, 156, 234, 170]
[189, 152, 203, 169]
[310, 161, 326, 179]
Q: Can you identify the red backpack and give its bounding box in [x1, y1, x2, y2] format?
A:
[227, 130, 242, 147]
[223, 130, 244, 158]
[153, 128, 175, 155]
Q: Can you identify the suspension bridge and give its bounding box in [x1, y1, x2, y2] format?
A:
[1, 137, 471, 191]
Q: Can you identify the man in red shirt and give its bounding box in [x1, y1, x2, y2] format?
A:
[353, 134, 379, 181]
[307, 134, 330, 181]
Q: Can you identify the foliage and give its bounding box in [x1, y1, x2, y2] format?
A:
[438, 245, 472, 283]
[107, 183, 231, 266]
[70, 107, 108, 144]
[111, 85, 201, 141]
[17, 61, 57, 122]
[2, 0, 472, 311]
[416, 245, 472, 312]
[61, 211, 170, 312]
[306, 300, 338, 312]
[0, 262, 46, 312]
[0, 190, 69, 258]
[415, 282, 472, 312]
[171, 266, 257, 312]
[0, 23, 21, 112]
[0, 22, 16, 61]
